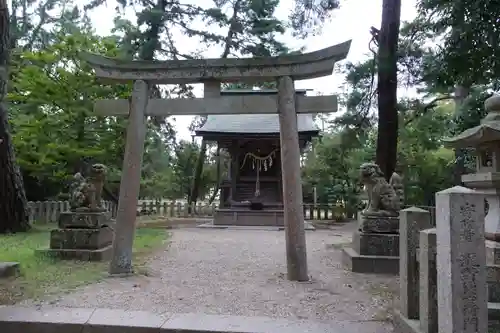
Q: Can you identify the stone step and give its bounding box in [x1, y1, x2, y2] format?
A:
[0, 262, 20, 278]
[0, 306, 387, 333]
[342, 247, 399, 275]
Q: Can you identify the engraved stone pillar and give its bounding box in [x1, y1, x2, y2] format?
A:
[399, 207, 431, 319]
[419, 228, 438, 333]
[277, 75, 308, 281]
[436, 186, 487, 333]
[109, 80, 149, 275]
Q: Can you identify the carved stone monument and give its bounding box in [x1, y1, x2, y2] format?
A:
[39, 164, 114, 261]
[342, 162, 404, 274]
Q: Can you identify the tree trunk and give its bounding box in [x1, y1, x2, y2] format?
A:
[189, 139, 207, 209]
[208, 145, 221, 205]
[0, 0, 30, 233]
[375, 0, 401, 180]
[453, 85, 469, 185]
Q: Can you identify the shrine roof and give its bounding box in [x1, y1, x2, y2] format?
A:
[195, 89, 321, 135]
[196, 114, 319, 134]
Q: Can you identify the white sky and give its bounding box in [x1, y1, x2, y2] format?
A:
[86, 0, 418, 140]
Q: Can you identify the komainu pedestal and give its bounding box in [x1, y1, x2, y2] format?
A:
[38, 164, 114, 261]
[42, 211, 114, 261]
[342, 162, 402, 275]
[342, 215, 400, 274]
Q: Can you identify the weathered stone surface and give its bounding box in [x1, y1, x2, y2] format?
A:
[359, 215, 399, 233]
[400, 207, 432, 320]
[0, 306, 95, 333]
[393, 309, 423, 333]
[81, 40, 352, 83]
[359, 162, 403, 218]
[351, 231, 399, 256]
[69, 164, 107, 212]
[95, 94, 338, 117]
[435, 186, 488, 333]
[83, 308, 166, 333]
[419, 228, 437, 333]
[108, 79, 149, 275]
[58, 211, 111, 229]
[38, 245, 113, 262]
[0, 262, 20, 278]
[0, 306, 361, 333]
[50, 227, 113, 250]
[162, 312, 340, 333]
[278, 76, 308, 282]
[341, 247, 399, 275]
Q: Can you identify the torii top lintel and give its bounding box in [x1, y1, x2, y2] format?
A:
[80, 40, 351, 84]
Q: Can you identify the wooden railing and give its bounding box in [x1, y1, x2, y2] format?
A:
[27, 200, 351, 223]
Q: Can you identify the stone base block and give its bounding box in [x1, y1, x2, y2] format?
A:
[58, 211, 112, 229]
[0, 262, 20, 278]
[214, 209, 284, 226]
[38, 245, 113, 262]
[352, 231, 399, 256]
[50, 227, 113, 250]
[342, 247, 399, 275]
[359, 215, 399, 233]
[392, 309, 423, 333]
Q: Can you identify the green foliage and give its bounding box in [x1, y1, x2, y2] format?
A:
[8, 32, 132, 199]
[397, 102, 455, 205]
[302, 101, 456, 210]
[289, 0, 339, 37]
[0, 226, 167, 304]
[416, 0, 500, 87]
[302, 133, 371, 217]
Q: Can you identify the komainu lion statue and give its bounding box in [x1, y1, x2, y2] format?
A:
[69, 164, 107, 212]
[360, 162, 404, 217]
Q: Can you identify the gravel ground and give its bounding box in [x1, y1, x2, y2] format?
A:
[23, 223, 398, 332]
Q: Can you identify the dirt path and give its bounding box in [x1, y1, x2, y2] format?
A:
[23, 224, 398, 332]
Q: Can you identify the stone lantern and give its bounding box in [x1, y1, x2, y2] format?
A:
[444, 94, 500, 241]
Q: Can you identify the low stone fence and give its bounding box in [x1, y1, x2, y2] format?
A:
[394, 187, 489, 333]
[27, 200, 346, 223]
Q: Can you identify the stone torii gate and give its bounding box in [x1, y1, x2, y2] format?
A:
[82, 40, 351, 281]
